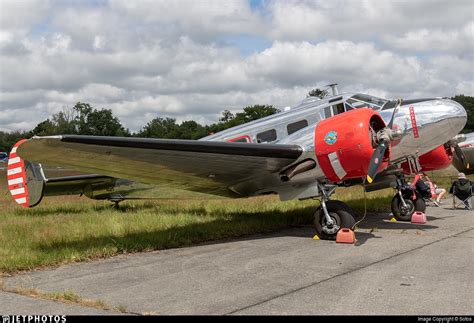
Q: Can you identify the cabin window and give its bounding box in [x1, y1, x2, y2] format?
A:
[287, 120, 308, 135]
[324, 106, 332, 119]
[332, 103, 345, 116]
[227, 135, 251, 143]
[344, 103, 354, 111]
[256, 129, 277, 143]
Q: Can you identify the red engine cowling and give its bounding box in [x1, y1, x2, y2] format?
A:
[402, 144, 453, 173]
[314, 108, 389, 182]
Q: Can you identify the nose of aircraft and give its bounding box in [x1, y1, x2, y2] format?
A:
[444, 98, 467, 132]
[390, 98, 468, 158]
[416, 98, 467, 150]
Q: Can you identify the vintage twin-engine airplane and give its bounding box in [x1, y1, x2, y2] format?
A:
[6, 85, 467, 239]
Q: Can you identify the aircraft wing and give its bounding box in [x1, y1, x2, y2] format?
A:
[16, 135, 303, 197]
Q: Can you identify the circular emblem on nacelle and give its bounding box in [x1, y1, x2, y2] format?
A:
[324, 131, 338, 145]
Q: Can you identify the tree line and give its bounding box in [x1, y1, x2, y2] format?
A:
[0, 102, 280, 152]
[0, 92, 473, 152]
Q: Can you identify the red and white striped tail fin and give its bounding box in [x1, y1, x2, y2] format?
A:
[7, 139, 45, 208]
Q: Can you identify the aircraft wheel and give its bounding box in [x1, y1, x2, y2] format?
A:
[325, 200, 355, 216]
[414, 197, 426, 213]
[391, 195, 415, 221]
[314, 200, 356, 240]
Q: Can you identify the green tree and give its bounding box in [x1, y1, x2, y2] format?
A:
[72, 102, 129, 136]
[30, 107, 77, 136]
[452, 95, 474, 133]
[0, 130, 30, 152]
[52, 107, 77, 134]
[236, 105, 280, 123]
[204, 104, 280, 136]
[176, 120, 207, 139]
[219, 110, 235, 123]
[31, 119, 56, 136]
[137, 117, 179, 138]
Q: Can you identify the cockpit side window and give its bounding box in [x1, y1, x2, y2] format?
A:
[332, 103, 345, 116]
[348, 94, 388, 111]
[347, 98, 369, 108]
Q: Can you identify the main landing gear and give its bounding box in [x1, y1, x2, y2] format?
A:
[313, 184, 356, 240]
[390, 176, 426, 221]
[110, 198, 124, 209]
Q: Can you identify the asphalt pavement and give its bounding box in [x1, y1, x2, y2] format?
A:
[2, 204, 473, 315]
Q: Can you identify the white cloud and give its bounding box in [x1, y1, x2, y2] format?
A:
[0, 0, 50, 31]
[110, 0, 262, 38]
[385, 23, 474, 56]
[245, 41, 422, 91]
[0, 0, 473, 132]
[266, 0, 473, 42]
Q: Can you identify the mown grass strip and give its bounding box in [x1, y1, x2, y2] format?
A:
[4, 171, 463, 273]
[0, 280, 127, 313]
[0, 194, 321, 273]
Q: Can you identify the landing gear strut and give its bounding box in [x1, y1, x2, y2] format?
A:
[110, 198, 123, 209]
[314, 183, 356, 240]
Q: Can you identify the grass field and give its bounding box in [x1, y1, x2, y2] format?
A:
[0, 167, 467, 273]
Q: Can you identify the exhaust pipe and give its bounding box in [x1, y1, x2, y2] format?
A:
[280, 159, 316, 182]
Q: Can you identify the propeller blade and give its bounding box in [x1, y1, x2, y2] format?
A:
[454, 144, 470, 169]
[366, 99, 401, 183]
[367, 140, 389, 183]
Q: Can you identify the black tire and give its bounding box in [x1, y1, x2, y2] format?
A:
[325, 200, 356, 216]
[314, 200, 356, 240]
[414, 197, 426, 213]
[391, 195, 415, 221]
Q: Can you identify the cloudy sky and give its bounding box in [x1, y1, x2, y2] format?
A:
[0, 0, 473, 132]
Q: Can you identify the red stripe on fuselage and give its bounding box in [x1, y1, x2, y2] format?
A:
[409, 106, 419, 138]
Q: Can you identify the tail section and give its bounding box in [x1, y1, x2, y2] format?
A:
[7, 140, 45, 208]
[8, 139, 160, 207]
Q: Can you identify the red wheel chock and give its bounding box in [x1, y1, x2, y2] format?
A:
[336, 228, 355, 244]
[411, 211, 427, 224]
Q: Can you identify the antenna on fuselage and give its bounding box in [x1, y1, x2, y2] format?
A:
[326, 83, 339, 96]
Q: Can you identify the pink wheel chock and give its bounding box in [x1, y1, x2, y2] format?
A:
[411, 211, 427, 224]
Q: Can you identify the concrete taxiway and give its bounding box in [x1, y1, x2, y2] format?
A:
[2, 205, 473, 315]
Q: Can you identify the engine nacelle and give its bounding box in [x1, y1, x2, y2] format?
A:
[314, 108, 389, 182]
[402, 144, 453, 173]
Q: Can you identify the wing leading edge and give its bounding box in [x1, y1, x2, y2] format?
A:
[17, 135, 303, 197]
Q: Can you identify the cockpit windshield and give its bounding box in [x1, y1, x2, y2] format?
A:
[347, 94, 389, 110]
